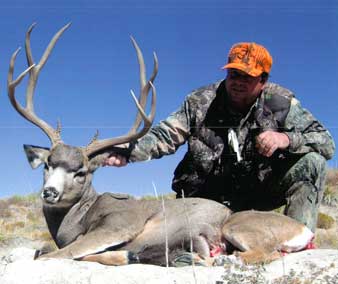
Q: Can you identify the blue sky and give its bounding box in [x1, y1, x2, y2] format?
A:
[0, 0, 337, 198]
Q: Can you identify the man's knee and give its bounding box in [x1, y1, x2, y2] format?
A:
[283, 153, 328, 232]
[287, 152, 327, 187]
[297, 152, 326, 173]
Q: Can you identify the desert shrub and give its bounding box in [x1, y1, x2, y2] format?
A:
[317, 212, 335, 229]
[326, 169, 338, 187]
[323, 185, 338, 206]
[4, 221, 26, 233]
[26, 211, 42, 224]
[30, 230, 53, 242]
[141, 193, 176, 200]
[0, 208, 12, 218]
[0, 200, 12, 218]
[7, 193, 39, 207]
[0, 232, 8, 243]
[315, 231, 338, 249]
[7, 195, 28, 206]
[0, 199, 8, 208]
[322, 169, 338, 206]
[273, 206, 285, 214]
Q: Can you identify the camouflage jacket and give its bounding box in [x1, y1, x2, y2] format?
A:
[128, 80, 335, 199]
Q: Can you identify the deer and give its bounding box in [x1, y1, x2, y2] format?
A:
[7, 23, 315, 267]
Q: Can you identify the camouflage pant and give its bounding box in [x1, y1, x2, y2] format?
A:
[229, 152, 327, 232]
[280, 152, 327, 232]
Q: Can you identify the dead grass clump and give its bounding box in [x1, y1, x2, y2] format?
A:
[317, 212, 335, 229]
[30, 230, 53, 242]
[0, 208, 12, 218]
[323, 185, 338, 206]
[326, 169, 338, 187]
[315, 230, 338, 249]
[26, 210, 44, 225]
[273, 206, 285, 214]
[323, 169, 338, 206]
[0, 232, 7, 242]
[0, 200, 12, 218]
[4, 221, 26, 233]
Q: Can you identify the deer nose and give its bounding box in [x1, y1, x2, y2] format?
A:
[42, 187, 59, 199]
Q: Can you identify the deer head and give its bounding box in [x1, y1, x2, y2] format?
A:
[8, 23, 158, 207]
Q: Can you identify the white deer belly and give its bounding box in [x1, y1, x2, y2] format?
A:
[280, 226, 314, 253]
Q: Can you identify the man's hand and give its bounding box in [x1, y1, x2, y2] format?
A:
[255, 130, 290, 157]
[104, 154, 128, 167]
[103, 144, 129, 167]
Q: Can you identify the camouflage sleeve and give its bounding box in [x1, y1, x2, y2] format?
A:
[128, 100, 192, 162]
[284, 98, 335, 160]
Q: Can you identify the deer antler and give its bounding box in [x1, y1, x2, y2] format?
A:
[8, 24, 158, 156]
[8, 23, 71, 146]
[85, 37, 158, 157]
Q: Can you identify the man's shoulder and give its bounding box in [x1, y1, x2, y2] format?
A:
[263, 82, 294, 99]
[186, 80, 223, 104]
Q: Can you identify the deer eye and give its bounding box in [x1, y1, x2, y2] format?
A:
[75, 170, 86, 177]
[74, 170, 86, 183]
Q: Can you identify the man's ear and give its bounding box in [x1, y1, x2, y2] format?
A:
[260, 72, 269, 84]
[23, 145, 50, 169]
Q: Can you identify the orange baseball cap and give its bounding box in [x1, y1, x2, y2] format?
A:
[222, 42, 273, 77]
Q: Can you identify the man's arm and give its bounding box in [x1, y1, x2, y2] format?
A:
[104, 100, 192, 166]
[282, 98, 335, 160]
[104, 81, 221, 166]
[128, 101, 191, 162]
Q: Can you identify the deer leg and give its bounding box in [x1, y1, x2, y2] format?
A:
[37, 229, 128, 260]
[80, 250, 139, 265]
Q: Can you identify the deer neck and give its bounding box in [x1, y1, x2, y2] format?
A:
[44, 185, 98, 247]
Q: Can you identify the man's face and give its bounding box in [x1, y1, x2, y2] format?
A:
[225, 69, 266, 111]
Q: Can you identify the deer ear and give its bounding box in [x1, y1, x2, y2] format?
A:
[23, 144, 50, 169]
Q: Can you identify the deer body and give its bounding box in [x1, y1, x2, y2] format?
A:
[9, 24, 314, 266]
[24, 140, 232, 266]
[40, 185, 231, 265]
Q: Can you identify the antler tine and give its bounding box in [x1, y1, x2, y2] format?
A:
[8, 23, 71, 146]
[130, 80, 157, 131]
[25, 23, 36, 67]
[128, 37, 158, 134]
[85, 38, 158, 157]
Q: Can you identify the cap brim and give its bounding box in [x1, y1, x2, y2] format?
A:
[222, 63, 262, 77]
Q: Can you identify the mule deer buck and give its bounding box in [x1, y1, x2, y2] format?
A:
[8, 23, 314, 266]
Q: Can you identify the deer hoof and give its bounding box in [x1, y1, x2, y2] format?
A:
[127, 252, 140, 264]
[34, 249, 43, 260]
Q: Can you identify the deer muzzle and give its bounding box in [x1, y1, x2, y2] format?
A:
[42, 187, 60, 203]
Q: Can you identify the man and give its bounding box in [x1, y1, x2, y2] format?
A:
[106, 42, 335, 232]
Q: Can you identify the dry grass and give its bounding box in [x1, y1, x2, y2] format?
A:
[317, 212, 335, 230]
[323, 169, 338, 206]
[316, 168, 338, 248]
[314, 229, 338, 249]
[141, 193, 176, 200]
[0, 200, 12, 218]
[326, 168, 338, 187]
[0, 193, 50, 246]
